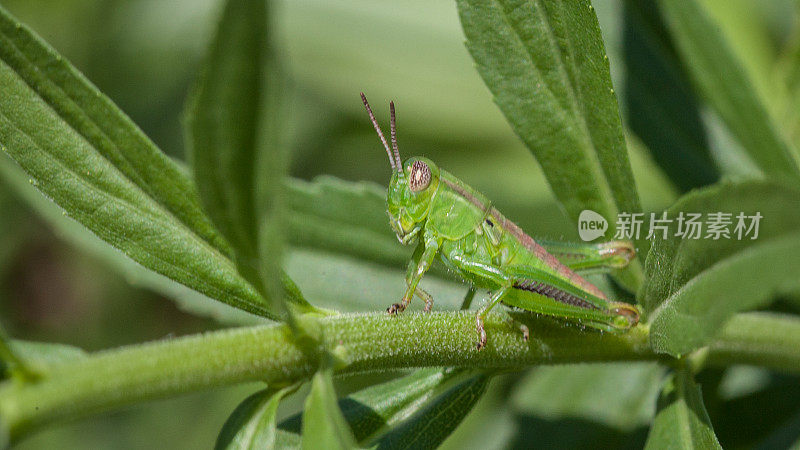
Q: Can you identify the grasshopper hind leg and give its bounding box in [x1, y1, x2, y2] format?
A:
[518, 322, 530, 341]
[415, 286, 434, 312]
[475, 284, 531, 350]
[475, 284, 511, 350]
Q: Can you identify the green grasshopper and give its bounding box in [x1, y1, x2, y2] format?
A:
[360, 93, 640, 350]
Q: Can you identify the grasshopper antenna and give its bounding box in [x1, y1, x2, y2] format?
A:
[389, 101, 402, 170]
[360, 92, 398, 172]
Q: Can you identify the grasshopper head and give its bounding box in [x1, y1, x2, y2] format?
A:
[386, 157, 440, 244]
[361, 93, 441, 244]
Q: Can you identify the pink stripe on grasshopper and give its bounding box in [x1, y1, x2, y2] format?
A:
[439, 177, 607, 300]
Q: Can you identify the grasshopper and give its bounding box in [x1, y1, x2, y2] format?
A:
[360, 93, 640, 350]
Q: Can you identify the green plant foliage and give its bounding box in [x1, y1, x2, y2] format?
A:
[706, 313, 800, 374]
[622, 0, 719, 190]
[658, 0, 800, 182]
[650, 233, 800, 356]
[709, 369, 800, 448]
[7, 341, 85, 368]
[0, 0, 798, 448]
[641, 181, 800, 355]
[644, 369, 721, 448]
[300, 369, 359, 449]
[0, 151, 267, 326]
[0, 5, 288, 320]
[285, 176, 404, 268]
[186, 0, 270, 269]
[278, 368, 490, 448]
[512, 363, 664, 431]
[641, 181, 800, 316]
[456, 0, 641, 232]
[0, 327, 32, 380]
[456, 0, 644, 290]
[215, 385, 298, 450]
[1, 146, 427, 323]
[185, 0, 299, 318]
[370, 372, 490, 449]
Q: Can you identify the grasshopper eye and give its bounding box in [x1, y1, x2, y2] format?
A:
[409, 160, 431, 192]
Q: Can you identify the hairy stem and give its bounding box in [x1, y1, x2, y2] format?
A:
[0, 311, 797, 441]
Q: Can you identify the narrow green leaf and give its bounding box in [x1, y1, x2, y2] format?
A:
[706, 313, 800, 375]
[644, 369, 721, 449]
[512, 363, 664, 431]
[641, 180, 800, 316]
[622, 0, 719, 190]
[7, 341, 85, 373]
[778, 8, 800, 151]
[457, 0, 641, 233]
[0, 7, 285, 319]
[0, 152, 267, 326]
[640, 181, 800, 356]
[279, 368, 490, 449]
[215, 384, 297, 450]
[372, 370, 490, 449]
[697, 0, 786, 122]
[300, 368, 359, 450]
[650, 232, 800, 356]
[0, 328, 35, 380]
[457, 0, 643, 290]
[437, 376, 516, 450]
[658, 0, 800, 182]
[186, 0, 304, 318]
[186, 0, 266, 269]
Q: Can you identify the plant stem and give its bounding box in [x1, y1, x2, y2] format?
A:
[0, 311, 797, 441]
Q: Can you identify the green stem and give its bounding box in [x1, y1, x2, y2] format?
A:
[0, 311, 797, 441]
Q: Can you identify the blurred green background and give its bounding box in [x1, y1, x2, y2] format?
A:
[0, 0, 795, 448]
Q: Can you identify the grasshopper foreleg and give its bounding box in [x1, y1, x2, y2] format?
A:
[388, 236, 439, 314]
